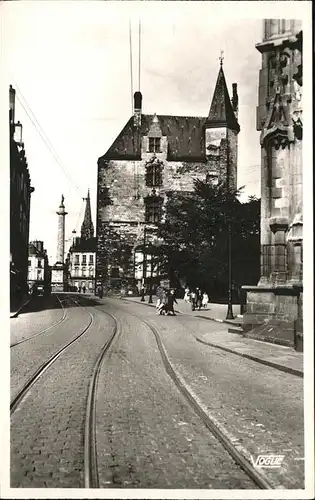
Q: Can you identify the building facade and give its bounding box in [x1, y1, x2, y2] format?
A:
[68, 191, 96, 292]
[27, 240, 49, 290]
[9, 85, 35, 310]
[243, 20, 303, 349]
[96, 63, 240, 292]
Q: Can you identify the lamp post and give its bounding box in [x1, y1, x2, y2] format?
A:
[140, 226, 146, 302]
[148, 245, 153, 303]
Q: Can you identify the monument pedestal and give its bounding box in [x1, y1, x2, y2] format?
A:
[51, 263, 67, 292]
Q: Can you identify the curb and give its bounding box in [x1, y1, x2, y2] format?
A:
[122, 298, 303, 377]
[10, 298, 32, 319]
[196, 337, 303, 378]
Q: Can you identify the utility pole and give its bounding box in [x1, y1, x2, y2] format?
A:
[148, 244, 153, 303]
[226, 137, 234, 320]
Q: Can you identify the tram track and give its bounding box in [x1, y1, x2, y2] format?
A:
[11, 295, 121, 489]
[95, 300, 274, 490]
[10, 294, 67, 348]
[84, 311, 121, 488]
[10, 296, 94, 415]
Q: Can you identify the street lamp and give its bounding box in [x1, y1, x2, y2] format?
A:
[148, 245, 153, 303]
[226, 141, 234, 320]
[140, 226, 146, 302]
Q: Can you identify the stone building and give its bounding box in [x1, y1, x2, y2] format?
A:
[96, 62, 240, 291]
[243, 20, 303, 349]
[68, 191, 96, 293]
[9, 85, 35, 311]
[27, 240, 49, 290]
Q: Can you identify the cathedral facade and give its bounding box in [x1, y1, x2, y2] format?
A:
[96, 64, 240, 292]
[243, 20, 303, 349]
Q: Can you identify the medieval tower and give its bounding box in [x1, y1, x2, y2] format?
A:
[96, 60, 240, 292]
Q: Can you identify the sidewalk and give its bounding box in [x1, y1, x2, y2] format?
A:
[10, 295, 32, 319]
[123, 295, 303, 378]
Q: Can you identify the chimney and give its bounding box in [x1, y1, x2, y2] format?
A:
[9, 85, 16, 126]
[133, 91, 142, 127]
[232, 83, 238, 114]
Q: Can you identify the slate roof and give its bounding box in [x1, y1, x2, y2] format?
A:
[70, 237, 97, 253]
[100, 66, 239, 163]
[28, 243, 46, 257]
[205, 67, 240, 132]
[100, 114, 208, 162]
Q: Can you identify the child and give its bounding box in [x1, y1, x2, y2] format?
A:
[202, 292, 209, 309]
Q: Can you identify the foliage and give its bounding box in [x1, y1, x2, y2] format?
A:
[155, 179, 260, 298]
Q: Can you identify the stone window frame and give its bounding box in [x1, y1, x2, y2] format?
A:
[145, 158, 163, 187]
[144, 195, 163, 224]
[89, 254, 94, 265]
[82, 254, 87, 265]
[148, 137, 161, 153]
[75, 254, 80, 265]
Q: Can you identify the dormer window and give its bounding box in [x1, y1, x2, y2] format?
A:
[148, 137, 161, 153]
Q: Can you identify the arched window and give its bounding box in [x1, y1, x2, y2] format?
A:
[145, 158, 163, 187]
[144, 195, 163, 223]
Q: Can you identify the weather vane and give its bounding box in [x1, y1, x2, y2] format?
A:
[219, 50, 224, 67]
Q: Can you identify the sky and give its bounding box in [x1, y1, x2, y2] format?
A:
[0, 0, 306, 265]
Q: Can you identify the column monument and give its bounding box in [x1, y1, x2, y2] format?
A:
[51, 195, 68, 292]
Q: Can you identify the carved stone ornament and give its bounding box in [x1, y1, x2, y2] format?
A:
[145, 155, 164, 170]
[260, 90, 294, 148]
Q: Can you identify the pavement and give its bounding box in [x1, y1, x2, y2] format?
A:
[123, 295, 303, 378]
[10, 294, 32, 318]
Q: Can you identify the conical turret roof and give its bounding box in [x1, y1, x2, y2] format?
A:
[81, 190, 94, 240]
[205, 66, 240, 132]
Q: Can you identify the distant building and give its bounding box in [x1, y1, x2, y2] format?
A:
[9, 85, 35, 310]
[96, 61, 240, 291]
[68, 191, 96, 292]
[243, 20, 303, 350]
[27, 240, 49, 290]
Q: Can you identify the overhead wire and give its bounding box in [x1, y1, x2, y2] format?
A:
[13, 80, 83, 196]
[129, 20, 134, 114]
[138, 20, 141, 92]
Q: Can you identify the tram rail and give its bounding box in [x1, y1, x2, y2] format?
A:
[10, 297, 94, 414]
[10, 294, 67, 348]
[95, 299, 274, 490]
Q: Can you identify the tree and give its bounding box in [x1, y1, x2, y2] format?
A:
[156, 180, 260, 300]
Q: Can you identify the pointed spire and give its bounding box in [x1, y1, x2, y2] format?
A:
[81, 190, 94, 240]
[205, 63, 240, 132]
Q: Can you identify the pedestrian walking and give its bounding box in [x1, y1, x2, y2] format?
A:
[196, 288, 202, 311]
[79, 286, 82, 293]
[184, 287, 190, 303]
[157, 288, 168, 315]
[82, 285, 86, 294]
[166, 289, 177, 316]
[155, 286, 163, 313]
[202, 292, 209, 309]
[190, 290, 196, 311]
[97, 285, 103, 299]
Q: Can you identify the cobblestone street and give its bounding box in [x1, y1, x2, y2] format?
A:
[10, 293, 304, 490]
